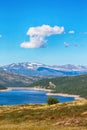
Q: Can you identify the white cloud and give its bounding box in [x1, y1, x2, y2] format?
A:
[68, 30, 75, 34]
[64, 42, 70, 47]
[20, 25, 64, 48]
[64, 42, 80, 47]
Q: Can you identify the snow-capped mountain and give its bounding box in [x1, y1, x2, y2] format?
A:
[0, 62, 87, 77]
[52, 64, 87, 71]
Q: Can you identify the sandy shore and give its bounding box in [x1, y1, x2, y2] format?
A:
[7, 87, 52, 92]
[46, 92, 84, 100]
[0, 87, 84, 100]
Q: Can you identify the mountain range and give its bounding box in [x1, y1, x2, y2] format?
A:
[0, 62, 87, 77]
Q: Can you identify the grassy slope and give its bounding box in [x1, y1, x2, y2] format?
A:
[29, 74, 87, 98]
[0, 100, 87, 130]
[0, 71, 41, 87]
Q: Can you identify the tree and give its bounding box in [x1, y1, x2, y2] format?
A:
[46, 97, 59, 105]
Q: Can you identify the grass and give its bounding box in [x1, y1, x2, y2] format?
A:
[0, 124, 87, 130]
[0, 99, 87, 130]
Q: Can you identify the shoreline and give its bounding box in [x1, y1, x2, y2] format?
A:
[0, 88, 11, 92]
[46, 92, 84, 100]
[0, 87, 84, 100]
[7, 87, 52, 92]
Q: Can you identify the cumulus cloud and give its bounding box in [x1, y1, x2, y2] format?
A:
[20, 25, 64, 48]
[68, 30, 75, 34]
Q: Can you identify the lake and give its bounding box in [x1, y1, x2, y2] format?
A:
[0, 89, 75, 105]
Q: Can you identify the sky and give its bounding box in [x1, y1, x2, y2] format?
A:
[0, 0, 87, 66]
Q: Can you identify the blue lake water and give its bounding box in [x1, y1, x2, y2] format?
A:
[0, 89, 75, 105]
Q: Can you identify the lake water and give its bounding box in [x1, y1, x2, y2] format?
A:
[0, 89, 75, 105]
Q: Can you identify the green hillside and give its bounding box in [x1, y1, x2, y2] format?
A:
[0, 84, 7, 90]
[29, 74, 87, 98]
[0, 71, 41, 87]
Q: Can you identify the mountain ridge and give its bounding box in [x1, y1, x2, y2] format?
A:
[0, 62, 87, 77]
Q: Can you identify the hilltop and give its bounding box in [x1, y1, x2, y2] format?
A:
[0, 99, 87, 130]
[29, 74, 87, 98]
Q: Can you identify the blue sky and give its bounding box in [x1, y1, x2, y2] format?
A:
[0, 0, 87, 65]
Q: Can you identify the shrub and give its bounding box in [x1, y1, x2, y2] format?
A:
[46, 97, 59, 105]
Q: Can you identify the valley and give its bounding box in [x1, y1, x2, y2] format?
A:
[0, 63, 87, 130]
